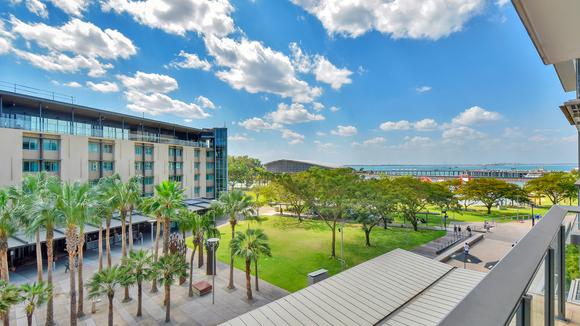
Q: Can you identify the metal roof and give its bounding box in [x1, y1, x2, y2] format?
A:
[221, 249, 484, 326]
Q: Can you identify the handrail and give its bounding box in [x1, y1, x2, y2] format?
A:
[0, 81, 75, 104]
[439, 205, 580, 326]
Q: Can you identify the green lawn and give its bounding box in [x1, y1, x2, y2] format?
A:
[188, 216, 445, 292]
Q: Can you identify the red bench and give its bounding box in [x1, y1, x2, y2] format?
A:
[193, 280, 212, 296]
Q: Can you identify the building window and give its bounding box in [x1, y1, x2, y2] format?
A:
[23, 160, 40, 172]
[135, 146, 143, 155]
[89, 161, 99, 172]
[206, 174, 214, 181]
[169, 175, 182, 182]
[89, 179, 99, 187]
[194, 187, 200, 195]
[176, 148, 182, 157]
[175, 162, 182, 170]
[206, 186, 213, 193]
[22, 137, 39, 150]
[194, 150, 200, 159]
[43, 161, 59, 172]
[194, 162, 200, 169]
[169, 162, 175, 170]
[43, 139, 59, 151]
[169, 148, 175, 157]
[144, 162, 154, 171]
[143, 176, 154, 185]
[206, 162, 214, 169]
[135, 162, 143, 171]
[103, 161, 114, 171]
[145, 147, 153, 155]
[206, 151, 214, 158]
[143, 192, 154, 197]
[194, 174, 200, 181]
[103, 144, 113, 153]
[89, 143, 100, 153]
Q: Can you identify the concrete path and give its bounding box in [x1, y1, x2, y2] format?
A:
[7, 234, 288, 326]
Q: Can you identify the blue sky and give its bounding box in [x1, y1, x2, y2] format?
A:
[0, 0, 575, 165]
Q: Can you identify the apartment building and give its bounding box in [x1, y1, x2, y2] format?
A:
[0, 90, 227, 199]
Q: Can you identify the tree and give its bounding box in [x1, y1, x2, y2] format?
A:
[183, 211, 217, 297]
[153, 254, 187, 323]
[139, 197, 162, 293]
[275, 173, 310, 222]
[0, 280, 21, 325]
[212, 190, 254, 289]
[154, 181, 186, 256]
[96, 176, 119, 269]
[228, 155, 262, 190]
[231, 229, 271, 300]
[525, 172, 575, 205]
[298, 168, 358, 257]
[393, 177, 441, 231]
[249, 229, 271, 292]
[123, 250, 153, 317]
[20, 281, 52, 326]
[87, 266, 124, 326]
[51, 181, 90, 326]
[462, 178, 514, 214]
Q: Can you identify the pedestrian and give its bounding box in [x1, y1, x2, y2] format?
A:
[64, 261, 70, 273]
[464, 242, 470, 255]
[458, 225, 462, 234]
[467, 225, 472, 236]
[453, 224, 458, 235]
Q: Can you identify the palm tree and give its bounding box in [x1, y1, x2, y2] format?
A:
[0, 280, 22, 325]
[51, 181, 90, 326]
[108, 176, 140, 302]
[0, 190, 22, 280]
[153, 181, 185, 255]
[123, 250, 153, 317]
[139, 197, 162, 293]
[87, 266, 124, 326]
[95, 176, 117, 269]
[153, 254, 187, 323]
[20, 281, 52, 326]
[231, 229, 257, 300]
[212, 190, 254, 289]
[249, 229, 271, 292]
[28, 177, 61, 326]
[126, 178, 141, 253]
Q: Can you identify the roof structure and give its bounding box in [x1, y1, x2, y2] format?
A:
[221, 249, 485, 326]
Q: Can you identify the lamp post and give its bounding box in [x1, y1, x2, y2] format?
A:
[338, 223, 345, 271]
[531, 203, 535, 227]
[207, 238, 220, 305]
[442, 209, 448, 230]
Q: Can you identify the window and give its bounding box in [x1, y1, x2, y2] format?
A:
[143, 192, 154, 197]
[169, 162, 175, 170]
[206, 186, 213, 193]
[170, 175, 182, 182]
[194, 162, 200, 169]
[135, 146, 143, 155]
[194, 187, 200, 195]
[206, 174, 214, 181]
[145, 147, 153, 155]
[175, 162, 182, 170]
[206, 162, 214, 169]
[43, 161, 59, 172]
[23, 161, 39, 172]
[43, 139, 59, 151]
[206, 151, 214, 158]
[169, 148, 175, 157]
[103, 162, 114, 171]
[176, 148, 182, 157]
[103, 144, 113, 153]
[144, 162, 154, 171]
[143, 176, 154, 185]
[194, 150, 200, 159]
[23, 137, 39, 150]
[89, 143, 100, 153]
[89, 161, 99, 172]
[135, 162, 143, 171]
[194, 174, 200, 181]
[89, 179, 100, 187]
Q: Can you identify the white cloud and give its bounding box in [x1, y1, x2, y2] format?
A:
[495, 0, 510, 8]
[416, 85, 432, 93]
[331, 125, 357, 136]
[17, 0, 49, 18]
[329, 106, 340, 112]
[281, 129, 305, 145]
[86, 81, 119, 93]
[314, 140, 335, 150]
[266, 102, 324, 124]
[503, 127, 523, 138]
[12, 49, 112, 77]
[167, 50, 211, 71]
[48, 0, 90, 16]
[117, 71, 178, 93]
[451, 106, 502, 126]
[313, 102, 324, 111]
[10, 17, 137, 60]
[399, 136, 432, 148]
[229, 133, 253, 141]
[352, 136, 386, 147]
[442, 126, 484, 144]
[291, 0, 484, 40]
[195, 96, 216, 109]
[238, 117, 281, 131]
[289, 42, 352, 90]
[124, 90, 209, 119]
[316, 131, 326, 136]
[205, 35, 322, 103]
[380, 120, 411, 131]
[414, 118, 438, 131]
[51, 80, 82, 88]
[101, 0, 235, 36]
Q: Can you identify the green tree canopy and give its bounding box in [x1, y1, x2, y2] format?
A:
[228, 155, 262, 190]
[525, 172, 575, 205]
[461, 178, 515, 214]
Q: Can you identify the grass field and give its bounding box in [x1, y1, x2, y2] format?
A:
[188, 216, 445, 292]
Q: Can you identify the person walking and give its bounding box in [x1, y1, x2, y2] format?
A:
[458, 225, 462, 236]
[463, 242, 470, 269]
[467, 225, 472, 236]
[453, 224, 457, 235]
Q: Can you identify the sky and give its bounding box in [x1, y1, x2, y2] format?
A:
[0, 0, 576, 165]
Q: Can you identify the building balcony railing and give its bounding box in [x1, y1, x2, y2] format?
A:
[0, 116, 210, 148]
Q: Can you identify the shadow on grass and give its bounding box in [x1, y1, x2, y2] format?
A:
[271, 216, 328, 232]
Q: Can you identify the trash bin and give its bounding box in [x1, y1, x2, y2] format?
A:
[308, 269, 328, 285]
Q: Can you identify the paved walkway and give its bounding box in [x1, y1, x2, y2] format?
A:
[7, 234, 288, 325]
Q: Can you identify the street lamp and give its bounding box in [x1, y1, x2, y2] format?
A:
[207, 237, 220, 305]
[442, 209, 448, 230]
[531, 203, 535, 226]
[338, 223, 345, 271]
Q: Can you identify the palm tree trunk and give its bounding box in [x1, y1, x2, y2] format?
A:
[107, 295, 113, 326]
[121, 210, 131, 302]
[254, 258, 259, 292]
[188, 244, 198, 297]
[46, 228, 54, 326]
[65, 226, 78, 326]
[26, 313, 32, 326]
[164, 284, 171, 323]
[245, 259, 252, 300]
[197, 235, 204, 268]
[36, 230, 43, 282]
[151, 219, 160, 293]
[228, 221, 236, 289]
[137, 282, 142, 317]
[162, 218, 170, 255]
[0, 238, 9, 326]
[128, 210, 134, 252]
[106, 218, 111, 268]
[98, 225, 103, 272]
[77, 229, 85, 317]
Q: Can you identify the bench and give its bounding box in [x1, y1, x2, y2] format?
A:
[193, 280, 212, 296]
